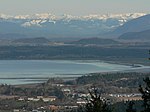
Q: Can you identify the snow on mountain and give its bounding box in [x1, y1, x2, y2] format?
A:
[0, 13, 147, 38]
[19, 13, 146, 28]
[0, 13, 146, 21]
[31, 13, 57, 20]
[14, 15, 30, 19]
[0, 14, 13, 19]
[21, 20, 43, 27]
[82, 13, 146, 20]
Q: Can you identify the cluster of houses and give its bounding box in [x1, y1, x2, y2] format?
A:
[18, 96, 57, 102]
[0, 95, 57, 102]
[0, 82, 144, 112]
[109, 93, 142, 101]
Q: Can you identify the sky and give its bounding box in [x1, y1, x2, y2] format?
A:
[0, 0, 149, 16]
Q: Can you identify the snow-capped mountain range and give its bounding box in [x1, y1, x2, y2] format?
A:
[0, 13, 145, 20]
[0, 13, 146, 38]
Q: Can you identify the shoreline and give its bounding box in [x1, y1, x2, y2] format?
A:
[1, 66, 150, 86]
[0, 59, 149, 85]
[0, 59, 149, 65]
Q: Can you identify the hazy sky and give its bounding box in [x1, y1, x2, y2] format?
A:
[0, 0, 149, 15]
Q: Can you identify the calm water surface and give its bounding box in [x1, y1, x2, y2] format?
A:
[0, 60, 145, 85]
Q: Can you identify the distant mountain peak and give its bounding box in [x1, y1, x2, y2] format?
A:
[0, 13, 148, 38]
[0, 13, 146, 20]
[113, 14, 150, 36]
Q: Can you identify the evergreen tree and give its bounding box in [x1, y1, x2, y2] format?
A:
[83, 87, 111, 112]
[139, 77, 150, 112]
[126, 101, 136, 112]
